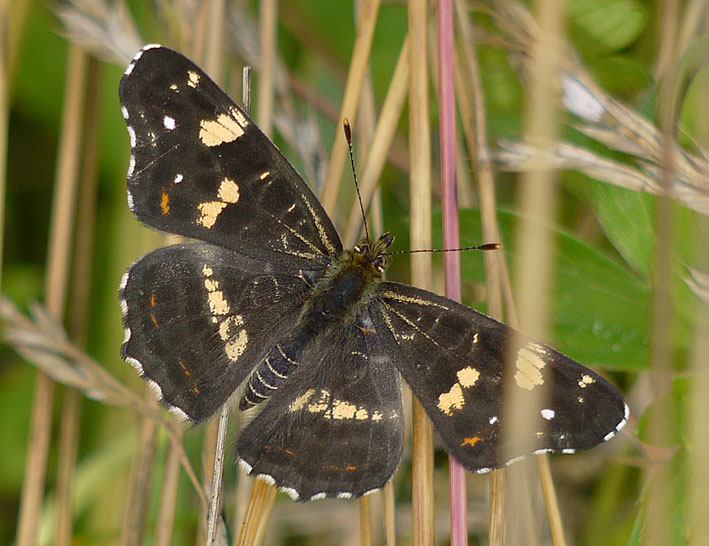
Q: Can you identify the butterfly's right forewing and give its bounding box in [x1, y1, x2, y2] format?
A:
[370, 282, 628, 472]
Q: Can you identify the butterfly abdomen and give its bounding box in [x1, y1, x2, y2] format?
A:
[239, 249, 381, 410]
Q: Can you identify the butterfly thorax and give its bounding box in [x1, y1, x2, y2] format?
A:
[239, 233, 394, 409]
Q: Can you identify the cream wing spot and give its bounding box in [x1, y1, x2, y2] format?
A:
[197, 201, 227, 229]
[218, 315, 245, 341]
[217, 178, 240, 203]
[307, 390, 331, 414]
[163, 115, 176, 130]
[202, 271, 230, 319]
[127, 126, 136, 148]
[382, 290, 449, 309]
[457, 366, 480, 388]
[187, 70, 200, 87]
[199, 109, 247, 147]
[225, 329, 248, 361]
[514, 346, 547, 390]
[331, 400, 357, 420]
[207, 289, 230, 317]
[578, 374, 596, 388]
[438, 383, 465, 416]
[288, 389, 315, 412]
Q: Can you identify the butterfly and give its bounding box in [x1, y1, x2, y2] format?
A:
[119, 45, 628, 502]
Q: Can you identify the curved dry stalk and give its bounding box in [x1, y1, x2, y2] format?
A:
[321, 0, 382, 215]
[0, 295, 208, 509]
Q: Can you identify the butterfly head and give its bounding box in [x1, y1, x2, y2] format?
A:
[352, 232, 395, 274]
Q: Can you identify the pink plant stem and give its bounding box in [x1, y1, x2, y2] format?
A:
[437, 0, 467, 544]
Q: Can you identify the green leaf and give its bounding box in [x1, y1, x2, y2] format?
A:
[592, 182, 655, 279]
[636, 376, 690, 447]
[435, 209, 648, 371]
[627, 450, 689, 546]
[570, 0, 647, 51]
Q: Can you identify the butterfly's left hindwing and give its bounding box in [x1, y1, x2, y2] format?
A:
[121, 243, 314, 422]
[370, 282, 628, 472]
[120, 46, 342, 269]
[236, 313, 404, 501]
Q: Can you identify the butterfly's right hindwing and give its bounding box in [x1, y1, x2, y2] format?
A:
[236, 313, 404, 501]
[120, 242, 313, 422]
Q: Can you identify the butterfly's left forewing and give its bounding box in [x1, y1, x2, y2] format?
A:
[370, 282, 628, 471]
[120, 45, 341, 269]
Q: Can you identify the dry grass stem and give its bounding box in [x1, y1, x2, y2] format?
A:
[121, 397, 159, 546]
[343, 35, 409, 247]
[497, 0, 567, 543]
[236, 480, 278, 546]
[485, 0, 709, 215]
[408, 0, 434, 543]
[206, 405, 231, 546]
[0, 296, 207, 509]
[16, 44, 88, 546]
[321, 0, 382, 215]
[454, 0, 513, 540]
[257, 0, 277, 136]
[359, 496, 372, 546]
[384, 482, 396, 545]
[155, 420, 182, 546]
[689, 257, 709, 545]
[55, 55, 105, 546]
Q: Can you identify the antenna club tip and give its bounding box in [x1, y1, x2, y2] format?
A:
[343, 118, 352, 140]
[480, 243, 502, 251]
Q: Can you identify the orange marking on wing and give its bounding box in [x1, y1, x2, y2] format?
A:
[346, 465, 357, 471]
[461, 436, 483, 448]
[160, 191, 170, 215]
[150, 293, 157, 307]
[178, 358, 191, 377]
[285, 449, 295, 456]
[150, 312, 159, 327]
[193, 383, 200, 394]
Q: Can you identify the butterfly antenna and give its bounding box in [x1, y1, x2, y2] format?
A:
[387, 243, 502, 255]
[343, 118, 371, 243]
